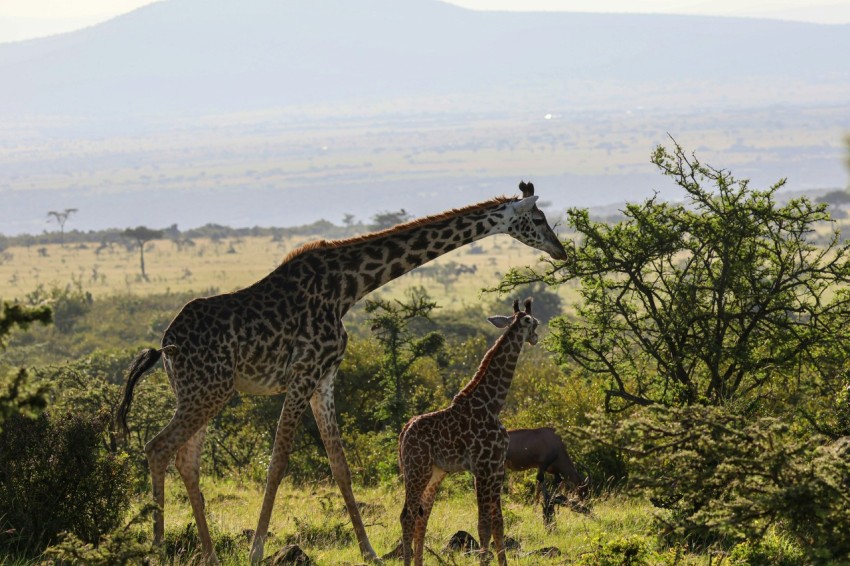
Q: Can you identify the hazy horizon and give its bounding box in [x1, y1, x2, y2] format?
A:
[2, 0, 850, 43]
[1, 0, 848, 236]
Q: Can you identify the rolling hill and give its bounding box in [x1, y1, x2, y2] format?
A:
[2, 0, 849, 118]
[1, 1, 848, 236]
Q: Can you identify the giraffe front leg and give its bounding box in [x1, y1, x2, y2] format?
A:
[310, 369, 378, 561]
[473, 475, 492, 565]
[249, 383, 315, 564]
[475, 473, 507, 565]
[489, 471, 508, 566]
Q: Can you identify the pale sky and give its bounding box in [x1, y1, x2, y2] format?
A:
[1, 0, 849, 43]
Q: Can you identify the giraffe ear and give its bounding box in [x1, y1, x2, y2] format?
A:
[487, 316, 512, 329]
[512, 195, 539, 215]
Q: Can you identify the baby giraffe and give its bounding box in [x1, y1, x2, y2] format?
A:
[399, 298, 539, 566]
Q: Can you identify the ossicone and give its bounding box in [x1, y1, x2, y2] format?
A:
[512, 299, 520, 313]
[524, 297, 533, 314]
[519, 181, 535, 198]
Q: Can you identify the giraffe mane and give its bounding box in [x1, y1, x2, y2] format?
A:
[452, 328, 513, 402]
[280, 195, 516, 264]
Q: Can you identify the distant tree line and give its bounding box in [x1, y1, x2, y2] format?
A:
[0, 212, 413, 249]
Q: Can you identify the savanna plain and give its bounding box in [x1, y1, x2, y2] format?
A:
[3, 141, 850, 565]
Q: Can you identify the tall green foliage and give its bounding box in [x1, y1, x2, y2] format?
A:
[0, 410, 133, 555]
[25, 281, 92, 334]
[587, 405, 850, 561]
[498, 142, 850, 409]
[0, 301, 52, 430]
[0, 301, 52, 348]
[364, 286, 444, 431]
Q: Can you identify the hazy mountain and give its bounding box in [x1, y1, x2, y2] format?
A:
[2, 0, 849, 118]
[1, 1, 848, 236]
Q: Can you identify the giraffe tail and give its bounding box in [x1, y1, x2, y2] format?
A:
[115, 347, 166, 438]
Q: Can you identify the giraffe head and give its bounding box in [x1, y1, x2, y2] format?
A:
[487, 298, 539, 345]
[504, 181, 568, 261]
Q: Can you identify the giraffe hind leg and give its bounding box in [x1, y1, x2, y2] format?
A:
[174, 426, 219, 564]
[413, 468, 446, 566]
[145, 391, 231, 560]
[400, 454, 432, 566]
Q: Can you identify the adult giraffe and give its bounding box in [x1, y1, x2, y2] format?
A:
[116, 181, 567, 564]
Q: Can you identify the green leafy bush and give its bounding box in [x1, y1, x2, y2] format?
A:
[574, 534, 668, 566]
[0, 409, 133, 555]
[160, 521, 240, 563]
[33, 349, 174, 485]
[727, 530, 806, 566]
[587, 405, 850, 561]
[42, 504, 157, 566]
[343, 428, 399, 485]
[0, 368, 48, 432]
[25, 281, 92, 334]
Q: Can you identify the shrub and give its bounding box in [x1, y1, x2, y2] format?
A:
[25, 281, 92, 334]
[574, 534, 665, 566]
[0, 368, 48, 433]
[160, 521, 240, 563]
[206, 394, 279, 481]
[587, 405, 850, 561]
[42, 504, 157, 565]
[343, 428, 399, 486]
[284, 516, 353, 549]
[0, 409, 133, 555]
[727, 530, 806, 566]
[33, 350, 174, 485]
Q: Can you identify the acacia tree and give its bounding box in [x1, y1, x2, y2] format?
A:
[122, 226, 163, 281]
[365, 286, 444, 431]
[47, 208, 78, 247]
[370, 209, 411, 231]
[497, 142, 850, 410]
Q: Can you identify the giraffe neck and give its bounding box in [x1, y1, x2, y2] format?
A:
[294, 197, 514, 312]
[453, 327, 525, 416]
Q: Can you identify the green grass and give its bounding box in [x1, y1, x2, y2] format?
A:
[138, 473, 711, 565]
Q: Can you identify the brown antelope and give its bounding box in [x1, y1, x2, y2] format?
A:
[505, 427, 589, 523]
